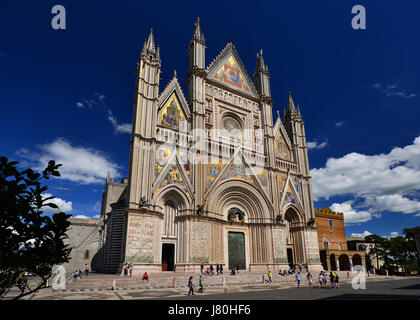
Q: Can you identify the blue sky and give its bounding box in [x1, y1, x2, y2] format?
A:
[1, 1, 419, 238]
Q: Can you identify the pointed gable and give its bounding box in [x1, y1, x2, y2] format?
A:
[153, 150, 193, 200]
[158, 74, 190, 132]
[273, 115, 293, 161]
[207, 42, 258, 98]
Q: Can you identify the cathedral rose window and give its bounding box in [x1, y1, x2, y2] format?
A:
[222, 116, 242, 137]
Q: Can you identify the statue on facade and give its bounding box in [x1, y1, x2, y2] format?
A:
[228, 207, 245, 222]
[307, 217, 315, 227]
[196, 205, 204, 215]
[139, 196, 148, 208]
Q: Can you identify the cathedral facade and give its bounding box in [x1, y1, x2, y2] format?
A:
[97, 19, 322, 274]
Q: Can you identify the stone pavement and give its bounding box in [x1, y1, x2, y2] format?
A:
[9, 272, 418, 300]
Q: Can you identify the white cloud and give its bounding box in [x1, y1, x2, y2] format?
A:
[41, 193, 73, 213]
[307, 141, 327, 150]
[93, 214, 100, 219]
[18, 138, 121, 184]
[390, 231, 399, 238]
[76, 102, 84, 108]
[372, 82, 416, 99]
[311, 136, 420, 201]
[363, 194, 420, 214]
[350, 230, 372, 238]
[73, 215, 90, 219]
[108, 110, 131, 134]
[330, 202, 372, 225]
[335, 121, 344, 128]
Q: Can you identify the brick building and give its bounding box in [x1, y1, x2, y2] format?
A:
[315, 207, 365, 271]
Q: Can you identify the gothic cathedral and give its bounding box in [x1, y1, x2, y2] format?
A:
[98, 19, 322, 273]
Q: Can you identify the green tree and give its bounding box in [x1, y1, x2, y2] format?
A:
[0, 156, 72, 300]
[365, 232, 419, 274]
[365, 234, 390, 270]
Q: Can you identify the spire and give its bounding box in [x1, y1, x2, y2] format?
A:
[146, 28, 156, 53]
[191, 17, 205, 44]
[140, 28, 160, 61]
[141, 39, 147, 55]
[173, 70, 177, 78]
[288, 91, 296, 113]
[255, 49, 269, 74]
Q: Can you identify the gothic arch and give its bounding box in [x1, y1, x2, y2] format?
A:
[283, 206, 307, 266]
[154, 185, 190, 210]
[206, 179, 271, 222]
[281, 204, 304, 224]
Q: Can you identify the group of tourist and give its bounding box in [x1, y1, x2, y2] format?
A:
[71, 264, 90, 281]
[267, 268, 341, 289]
[187, 275, 205, 295]
[318, 271, 340, 288]
[122, 262, 134, 277]
[122, 262, 150, 282]
[200, 263, 224, 276]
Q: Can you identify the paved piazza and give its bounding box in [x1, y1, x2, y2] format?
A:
[15, 277, 420, 301]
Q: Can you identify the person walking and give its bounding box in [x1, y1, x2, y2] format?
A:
[129, 263, 133, 277]
[198, 275, 204, 293]
[296, 272, 301, 288]
[188, 276, 194, 296]
[210, 264, 214, 276]
[84, 264, 89, 277]
[220, 264, 223, 275]
[268, 271, 272, 283]
[216, 264, 219, 275]
[334, 272, 340, 288]
[305, 263, 309, 273]
[318, 272, 324, 288]
[200, 263, 204, 275]
[329, 272, 335, 288]
[236, 265, 240, 276]
[298, 263, 302, 273]
[306, 272, 313, 287]
[322, 272, 327, 288]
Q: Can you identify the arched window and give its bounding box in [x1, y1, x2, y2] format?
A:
[328, 219, 333, 227]
[338, 244, 342, 251]
[85, 250, 89, 259]
[323, 241, 329, 250]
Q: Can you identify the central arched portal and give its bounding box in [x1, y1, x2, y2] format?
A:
[158, 188, 188, 271]
[284, 207, 306, 269]
[207, 179, 272, 270]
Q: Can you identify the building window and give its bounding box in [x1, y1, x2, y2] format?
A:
[328, 219, 333, 227]
[323, 242, 329, 250]
[338, 244, 342, 251]
[85, 250, 90, 259]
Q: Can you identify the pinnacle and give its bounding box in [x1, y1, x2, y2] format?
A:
[287, 91, 296, 113]
[192, 17, 205, 44]
[146, 28, 156, 53]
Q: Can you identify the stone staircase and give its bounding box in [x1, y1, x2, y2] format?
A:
[52, 271, 392, 293]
